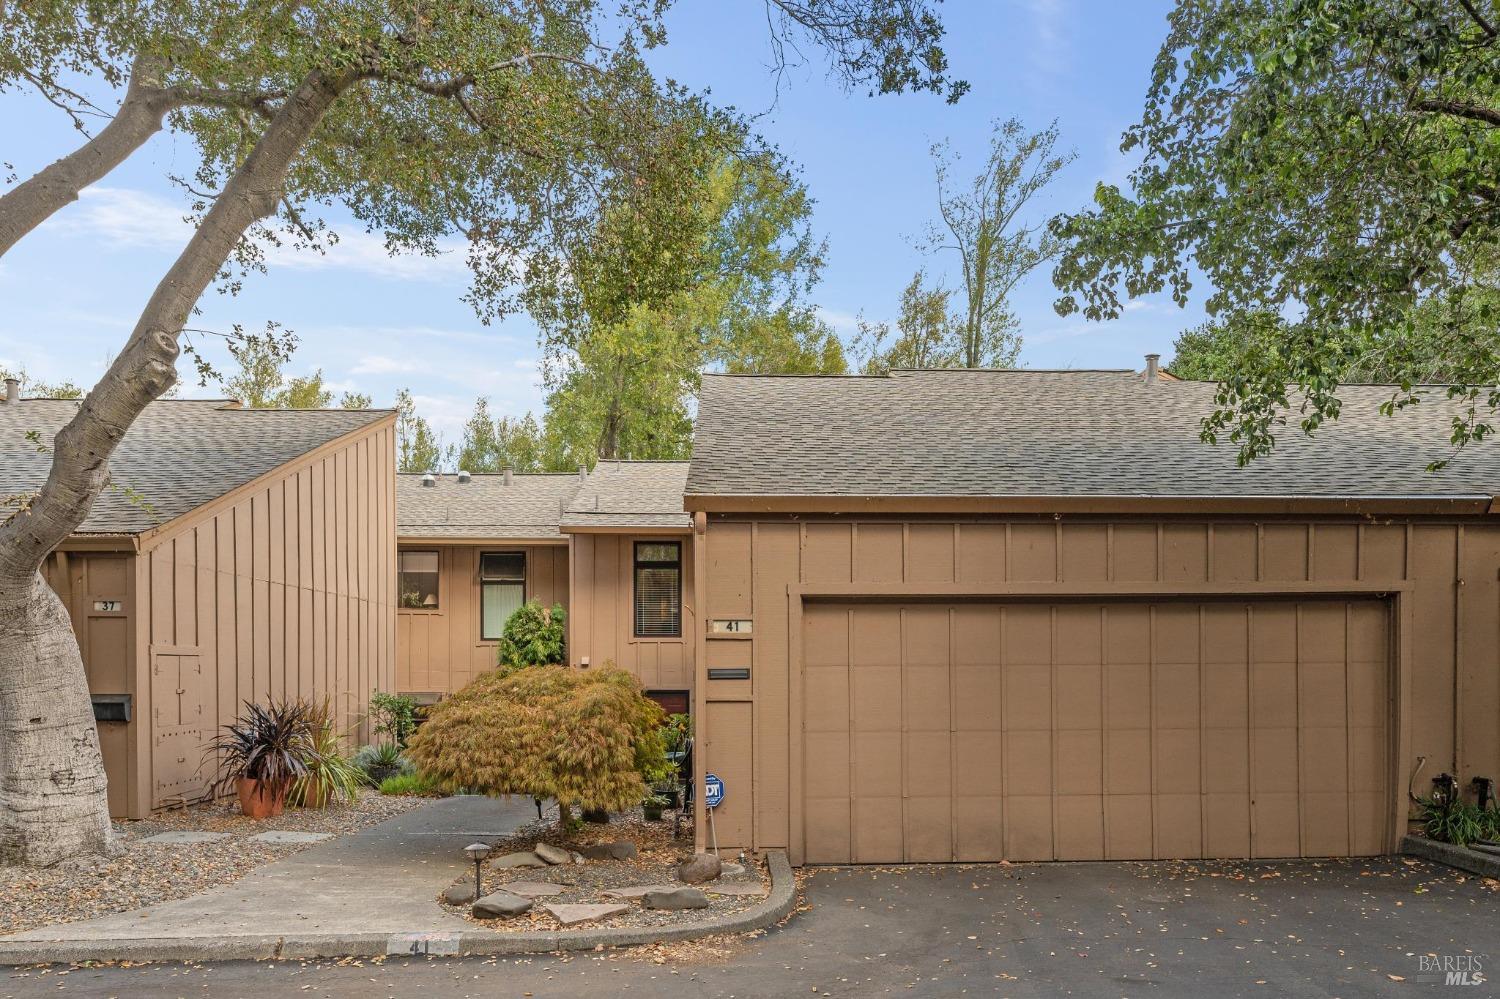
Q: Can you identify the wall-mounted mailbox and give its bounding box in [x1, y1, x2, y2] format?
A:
[707, 667, 751, 681]
[91, 694, 131, 723]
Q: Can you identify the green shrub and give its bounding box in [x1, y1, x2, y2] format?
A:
[289, 700, 364, 807]
[498, 601, 567, 669]
[1420, 796, 1486, 846]
[378, 772, 443, 796]
[405, 664, 666, 816]
[353, 742, 415, 786]
[369, 692, 420, 748]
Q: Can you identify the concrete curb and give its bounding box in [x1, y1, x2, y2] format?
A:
[0, 850, 797, 966]
[1401, 834, 1500, 879]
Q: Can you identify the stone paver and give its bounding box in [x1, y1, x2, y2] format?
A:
[472, 891, 532, 919]
[246, 830, 333, 844]
[6, 795, 537, 943]
[543, 902, 628, 926]
[139, 831, 231, 845]
[599, 884, 676, 900]
[490, 851, 545, 869]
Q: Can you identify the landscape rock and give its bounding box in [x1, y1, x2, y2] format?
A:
[719, 862, 746, 877]
[676, 852, 723, 884]
[472, 891, 532, 919]
[441, 882, 476, 905]
[490, 851, 545, 869]
[533, 842, 571, 865]
[643, 887, 710, 911]
[581, 840, 639, 861]
[571, 851, 586, 865]
[543, 902, 629, 926]
[600, 884, 677, 900]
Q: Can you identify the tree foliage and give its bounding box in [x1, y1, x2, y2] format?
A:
[405, 664, 666, 813]
[497, 600, 567, 668]
[0, 366, 83, 400]
[922, 117, 1072, 368]
[536, 149, 847, 463]
[219, 330, 368, 409]
[851, 270, 967, 374]
[395, 388, 444, 474]
[452, 400, 554, 473]
[1052, 0, 1500, 466]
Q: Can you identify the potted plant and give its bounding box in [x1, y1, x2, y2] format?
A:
[642, 792, 669, 822]
[206, 700, 315, 819]
[290, 700, 364, 809]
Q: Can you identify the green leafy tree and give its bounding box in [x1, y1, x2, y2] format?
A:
[220, 330, 367, 409]
[452, 400, 553, 473]
[851, 270, 964, 375]
[0, 0, 960, 866]
[537, 150, 846, 462]
[497, 600, 567, 668]
[405, 665, 667, 819]
[922, 118, 1073, 368]
[0, 367, 84, 400]
[1052, 0, 1500, 466]
[395, 389, 445, 474]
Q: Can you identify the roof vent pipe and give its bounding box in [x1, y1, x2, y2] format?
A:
[578, 464, 587, 482]
[3, 378, 18, 403]
[420, 473, 436, 487]
[456, 469, 471, 484]
[502, 467, 512, 486]
[1144, 353, 1161, 383]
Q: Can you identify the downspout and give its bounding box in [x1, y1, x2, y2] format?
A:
[692, 510, 708, 855]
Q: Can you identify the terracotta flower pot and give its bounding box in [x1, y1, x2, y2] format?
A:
[237, 777, 288, 819]
[297, 777, 331, 809]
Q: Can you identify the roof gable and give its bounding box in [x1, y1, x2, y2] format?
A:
[0, 398, 391, 535]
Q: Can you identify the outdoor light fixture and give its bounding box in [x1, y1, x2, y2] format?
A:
[464, 842, 491, 901]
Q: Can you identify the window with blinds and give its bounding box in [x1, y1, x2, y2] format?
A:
[398, 550, 440, 609]
[633, 541, 681, 638]
[480, 551, 526, 640]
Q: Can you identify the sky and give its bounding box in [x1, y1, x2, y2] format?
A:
[0, 0, 1205, 446]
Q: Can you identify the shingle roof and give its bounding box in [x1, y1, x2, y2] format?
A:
[396, 472, 581, 539]
[686, 369, 1500, 502]
[561, 461, 691, 530]
[0, 398, 391, 534]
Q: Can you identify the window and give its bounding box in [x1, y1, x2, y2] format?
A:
[634, 541, 681, 638]
[398, 550, 439, 609]
[480, 552, 526, 640]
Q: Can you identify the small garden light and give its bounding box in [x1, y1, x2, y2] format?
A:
[464, 842, 491, 901]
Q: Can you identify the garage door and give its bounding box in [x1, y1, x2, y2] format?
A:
[801, 600, 1391, 863]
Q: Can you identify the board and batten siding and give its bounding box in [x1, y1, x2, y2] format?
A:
[567, 532, 695, 693]
[395, 543, 568, 694]
[695, 516, 1500, 863]
[120, 417, 397, 818]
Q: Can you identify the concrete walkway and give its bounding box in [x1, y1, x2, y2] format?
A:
[6, 795, 536, 946]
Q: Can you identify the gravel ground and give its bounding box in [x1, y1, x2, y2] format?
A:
[0, 790, 426, 936]
[443, 810, 771, 933]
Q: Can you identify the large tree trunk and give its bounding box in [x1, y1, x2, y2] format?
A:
[0, 54, 175, 259]
[0, 572, 113, 865]
[0, 66, 353, 864]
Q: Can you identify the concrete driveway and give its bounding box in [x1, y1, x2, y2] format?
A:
[11, 856, 1495, 998]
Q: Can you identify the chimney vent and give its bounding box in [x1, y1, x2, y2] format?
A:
[502, 467, 513, 486]
[420, 473, 436, 488]
[3, 378, 18, 403]
[456, 469, 471, 484]
[1144, 353, 1161, 382]
[578, 464, 587, 483]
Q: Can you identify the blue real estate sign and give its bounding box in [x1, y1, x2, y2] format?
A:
[704, 773, 725, 809]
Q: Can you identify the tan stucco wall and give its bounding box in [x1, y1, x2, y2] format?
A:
[395, 543, 568, 694]
[567, 532, 695, 694]
[695, 516, 1500, 863]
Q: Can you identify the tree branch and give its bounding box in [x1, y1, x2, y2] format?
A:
[1412, 97, 1500, 127]
[1458, 0, 1497, 38]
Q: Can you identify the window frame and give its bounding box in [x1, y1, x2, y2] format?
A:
[478, 550, 527, 642]
[397, 549, 441, 612]
[632, 540, 682, 639]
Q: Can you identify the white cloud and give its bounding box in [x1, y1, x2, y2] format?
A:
[1021, 0, 1071, 83]
[817, 306, 861, 334]
[49, 186, 470, 283]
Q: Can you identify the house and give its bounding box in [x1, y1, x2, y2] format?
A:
[394, 460, 694, 715]
[1, 391, 397, 818]
[683, 368, 1500, 865]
